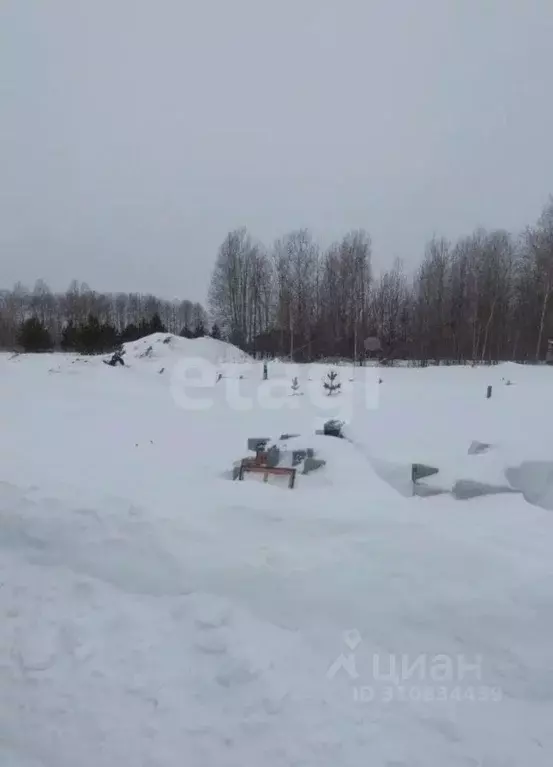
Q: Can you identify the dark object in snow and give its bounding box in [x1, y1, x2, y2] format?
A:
[291, 376, 301, 394]
[263, 361, 268, 380]
[237, 444, 296, 487]
[216, 372, 223, 383]
[104, 351, 125, 367]
[322, 419, 344, 438]
[158, 367, 165, 374]
[279, 433, 300, 441]
[247, 437, 270, 453]
[323, 369, 341, 395]
[235, 438, 324, 488]
[452, 479, 519, 500]
[411, 464, 439, 483]
[238, 459, 297, 488]
[302, 456, 326, 474]
[468, 441, 491, 455]
[292, 449, 307, 465]
[266, 445, 281, 467]
[162, 336, 172, 344]
[486, 385, 492, 399]
[288, 448, 315, 466]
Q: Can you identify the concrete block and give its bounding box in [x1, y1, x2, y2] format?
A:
[411, 464, 439, 483]
[323, 419, 344, 438]
[266, 445, 281, 467]
[468, 441, 492, 455]
[452, 479, 519, 500]
[290, 449, 311, 465]
[302, 457, 326, 474]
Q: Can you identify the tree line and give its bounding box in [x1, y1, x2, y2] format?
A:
[4, 197, 553, 361]
[0, 280, 210, 353]
[208, 198, 553, 363]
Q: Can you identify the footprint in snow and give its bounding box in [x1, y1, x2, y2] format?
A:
[193, 604, 232, 631]
[216, 659, 260, 688]
[15, 623, 59, 673]
[194, 632, 229, 655]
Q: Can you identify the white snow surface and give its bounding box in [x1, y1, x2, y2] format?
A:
[1, 351, 553, 766]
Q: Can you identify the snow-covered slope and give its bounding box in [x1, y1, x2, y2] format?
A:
[122, 332, 252, 366]
[5, 334, 252, 378]
[1, 355, 553, 766]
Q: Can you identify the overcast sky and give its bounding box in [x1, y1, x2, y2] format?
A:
[1, 0, 552, 303]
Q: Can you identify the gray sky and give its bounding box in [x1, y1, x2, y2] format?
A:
[2, 0, 553, 303]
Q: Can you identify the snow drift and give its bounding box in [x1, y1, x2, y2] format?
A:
[122, 332, 253, 367]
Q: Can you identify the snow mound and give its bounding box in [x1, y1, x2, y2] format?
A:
[123, 333, 252, 366]
[506, 461, 553, 510]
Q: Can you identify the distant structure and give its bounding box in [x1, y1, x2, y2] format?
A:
[547, 339, 553, 365]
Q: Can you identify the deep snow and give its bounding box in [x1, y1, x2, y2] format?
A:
[1, 342, 553, 766]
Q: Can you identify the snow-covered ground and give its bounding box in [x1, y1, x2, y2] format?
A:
[1, 336, 553, 766]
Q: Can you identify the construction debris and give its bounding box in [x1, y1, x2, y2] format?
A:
[247, 437, 270, 452]
[315, 419, 345, 438]
[302, 456, 326, 474]
[104, 351, 125, 367]
[411, 464, 439, 483]
[468, 441, 492, 455]
[452, 479, 520, 500]
[235, 434, 326, 487]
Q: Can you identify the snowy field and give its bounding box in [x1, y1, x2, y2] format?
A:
[1, 334, 553, 766]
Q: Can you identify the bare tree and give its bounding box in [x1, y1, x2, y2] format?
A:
[370, 258, 409, 358]
[4, 195, 553, 361]
[209, 228, 270, 349]
[0, 281, 206, 350]
[272, 230, 319, 360]
[520, 200, 553, 360]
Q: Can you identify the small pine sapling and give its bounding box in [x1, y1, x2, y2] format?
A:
[323, 369, 341, 396]
[290, 376, 303, 395]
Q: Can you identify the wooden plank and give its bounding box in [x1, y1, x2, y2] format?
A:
[239, 461, 296, 489]
[243, 465, 294, 477]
